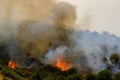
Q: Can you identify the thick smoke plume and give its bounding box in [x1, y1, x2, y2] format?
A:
[43, 31, 120, 73]
[0, 1, 77, 67]
[0, 0, 56, 41]
[17, 2, 76, 58]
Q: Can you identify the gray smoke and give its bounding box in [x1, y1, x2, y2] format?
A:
[0, 0, 57, 41]
[70, 31, 120, 73]
[43, 30, 120, 73]
[16, 2, 76, 58]
[0, 1, 77, 67]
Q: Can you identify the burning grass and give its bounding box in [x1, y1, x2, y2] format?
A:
[8, 61, 18, 69]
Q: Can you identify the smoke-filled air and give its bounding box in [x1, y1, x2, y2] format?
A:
[0, 0, 120, 77]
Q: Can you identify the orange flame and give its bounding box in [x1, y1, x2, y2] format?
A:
[54, 55, 72, 71]
[8, 61, 18, 69]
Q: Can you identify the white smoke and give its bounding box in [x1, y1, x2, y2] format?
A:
[42, 46, 68, 65]
[70, 30, 120, 73]
[43, 30, 120, 73]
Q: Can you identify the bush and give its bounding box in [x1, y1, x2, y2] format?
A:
[43, 75, 55, 80]
[66, 68, 77, 75]
[56, 76, 66, 80]
[1, 67, 25, 80]
[67, 74, 82, 80]
[3, 77, 9, 80]
[114, 72, 120, 80]
[110, 53, 120, 64]
[29, 71, 41, 80]
[85, 73, 96, 80]
[97, 70, 113, 80]
[0, 65, 3, 70]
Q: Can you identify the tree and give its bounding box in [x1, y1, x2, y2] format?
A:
[97, 70, 113, 80]
[3, 77, 9, 80]
[29, 71, 41, 80]
[66, 68, 77, 75]
[56, 76, 66, 80]
[43, 75, 55, 80]
[85, 73, 96, 80]
[67, 74, 82, 80]
[114, 72, 120, 80]
[110, 53, 120, 64]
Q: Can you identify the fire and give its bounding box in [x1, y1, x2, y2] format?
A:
[8, 61, 18, 69]
[55, 56, 72, 71]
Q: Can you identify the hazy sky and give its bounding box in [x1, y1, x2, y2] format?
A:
[58, 0, 120, 37]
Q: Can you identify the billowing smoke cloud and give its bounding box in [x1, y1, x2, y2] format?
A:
[70, 31, 120, 73]
[59, 0, 120, 36]
[16, 2, 77, 58]
[53, 2, 76, 29]
[40, 2, 120, 71]
[0, 0, 77, 67]
[0, 0, 75, 53]
[0, 0, 56, 41]
[43, 30, 120, 73]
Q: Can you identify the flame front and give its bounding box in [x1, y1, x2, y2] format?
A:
[55, 56, 72, 71]
[56, 60, 72, 71]
[8, 61, 18, 69]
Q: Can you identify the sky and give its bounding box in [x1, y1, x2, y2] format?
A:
[58, 0, 120, 37]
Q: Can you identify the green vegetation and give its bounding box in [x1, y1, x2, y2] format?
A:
[110, 53, 120, 64]
[114, 72, 120, 80]
[0, 63, 120, 80]
[97, 70, 113, 80]
[0, 64, 117, 80]
[67, 74, 82, 80]
[85, 73, 96, 80]
[1, 66, 25, 80]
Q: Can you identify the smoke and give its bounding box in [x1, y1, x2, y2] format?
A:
[0, 0, 75, 55]
[41, 0, 120, 73]
[53, 2, 76, 29]
[59, 0, 120, 36]
[70, 31, 120, 73]
[42, 46, 68, 65]
[1, 0, 120, 74]
[0, 0, 56, 41]
[16, 2, 77, 58]
[0, 0, 76, 66]
[43, 30, 120, 73]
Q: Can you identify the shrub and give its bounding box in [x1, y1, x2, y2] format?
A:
[97, 70, 113, 80]
[67, 74, 82, 80]
[85, 73, 96, 80]
[3, 77, 9, 80]
[110, 53, 120, 64]
[43, 75, 55, 80]
[66, 68, 77, 75]
[29, 71, 41, 80]
[56, 76, 66, 80]
[114, 72, 120, 80]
